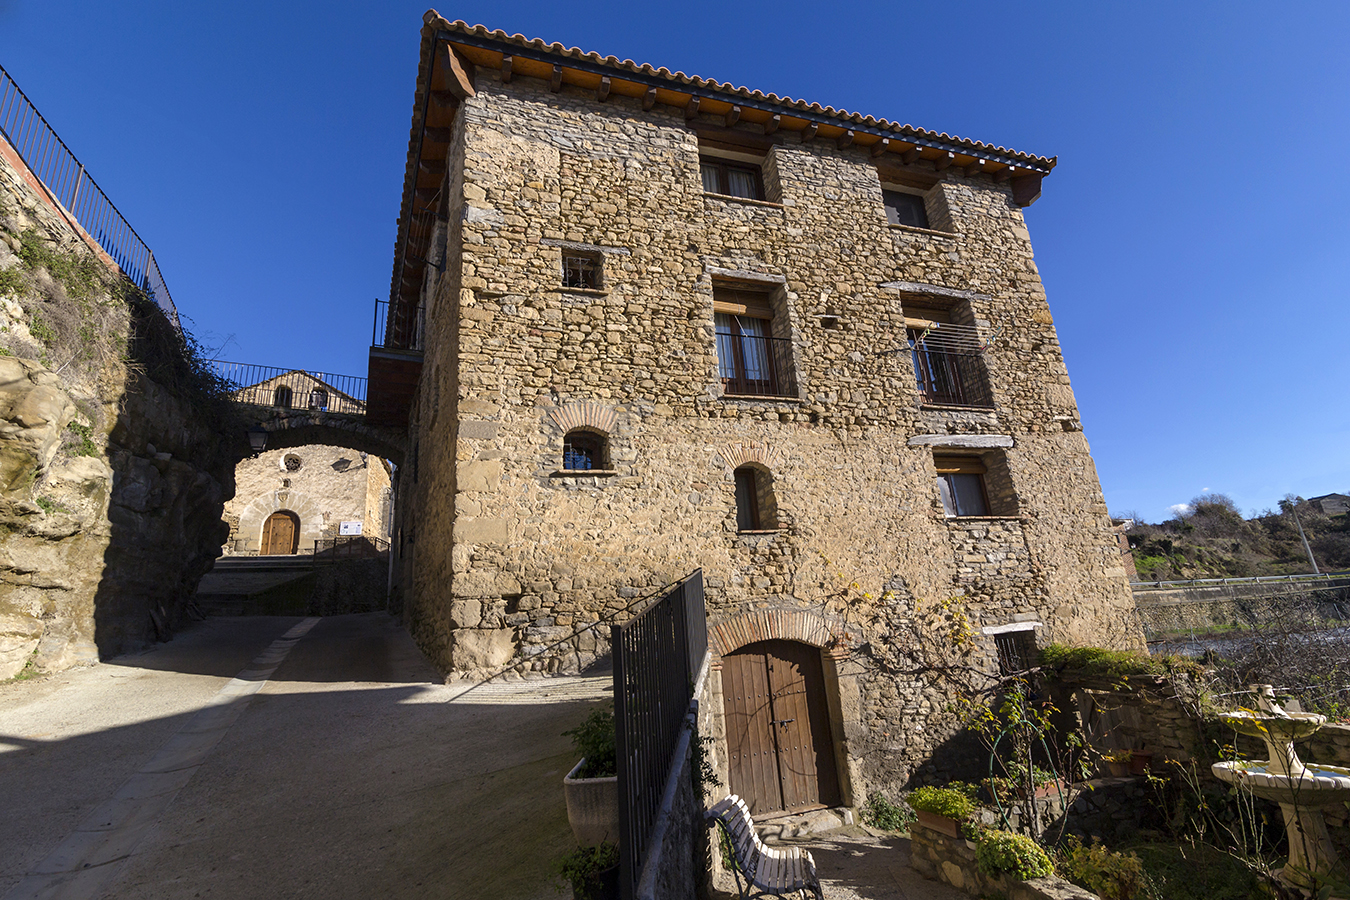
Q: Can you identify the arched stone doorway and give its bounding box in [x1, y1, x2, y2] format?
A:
[722, 639, 842, 817]
[260, 510, 300, 556]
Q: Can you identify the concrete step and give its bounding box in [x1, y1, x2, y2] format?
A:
[755, 807, 853, 841]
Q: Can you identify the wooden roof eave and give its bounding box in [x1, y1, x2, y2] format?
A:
[435, 28, 1054, 174]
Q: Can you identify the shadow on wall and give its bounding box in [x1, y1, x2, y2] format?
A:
[88, 300, 244, 660]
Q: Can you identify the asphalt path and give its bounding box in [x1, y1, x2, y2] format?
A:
[0, 613, 611, 899]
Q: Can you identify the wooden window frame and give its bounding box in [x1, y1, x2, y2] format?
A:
[700, 156, 765, 201]
[934, 455, 991, 517]
[882, 188, 930, 229]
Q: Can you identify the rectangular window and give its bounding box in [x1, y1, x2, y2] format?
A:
[561, 251, 602, 290]
[700, 157, 764, 200]
[906, 305, 992, 407]
[883, 189, 929, 229]
[995, 630, 1037, 676]
[713, 286, 792, 397]
[934, 456, 990, 517]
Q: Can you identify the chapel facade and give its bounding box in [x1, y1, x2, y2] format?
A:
[375, 14, 1140, 803]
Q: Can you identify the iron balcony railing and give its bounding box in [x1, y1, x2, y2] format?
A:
[909, 322, 993, 407]
[0, 64, 179, 329]
[612, 570, 708, 900]
[372, 298, 424, 352]
[715, 330, 796, 398]
[210, 361, 367, 415]
[1131, 570, 1350, 590]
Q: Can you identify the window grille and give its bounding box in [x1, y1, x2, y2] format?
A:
[995, 630, 1037, 676]
[562, 253, 601, 290]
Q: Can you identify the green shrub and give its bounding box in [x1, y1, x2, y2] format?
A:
[64, 422, 97, 457]
[553, 842, 618, 900]
[861, 792, 914, 831]
[976, 829, 1053, 880]
[907, 785, 978, 821]
[1058, 836, 1147, 900]
[563, 705, 616, 779]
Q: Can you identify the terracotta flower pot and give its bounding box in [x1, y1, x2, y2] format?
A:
[914, 809, 962, 838]
[1129, 751, 1154, 776]
[1107, 761, 1130, 777]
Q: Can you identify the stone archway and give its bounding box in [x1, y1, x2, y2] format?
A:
[242, 411, 407, 468]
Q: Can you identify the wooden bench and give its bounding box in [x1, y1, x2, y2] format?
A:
[706, 795, 823, 900]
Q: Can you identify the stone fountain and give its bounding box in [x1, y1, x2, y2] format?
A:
[1213, 684, 1350, 894]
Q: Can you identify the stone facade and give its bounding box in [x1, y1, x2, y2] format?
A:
[385, 18, 1140, 802]
[223, 444, 391, 555]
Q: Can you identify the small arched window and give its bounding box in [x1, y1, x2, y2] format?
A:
[273, 385, 293, 408]
[563, 430, 606, 471]
[734, 465, 779, 531]
[309, 388, 329, 411]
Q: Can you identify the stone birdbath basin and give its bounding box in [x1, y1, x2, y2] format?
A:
[1212, 684, 1350, 894]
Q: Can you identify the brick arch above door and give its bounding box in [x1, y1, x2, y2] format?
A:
[709, 608, 849, 662]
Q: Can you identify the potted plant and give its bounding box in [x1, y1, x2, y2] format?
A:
[1101, 749, 1132, 777]
[563, 705, 619, 845]
[1128, 749, 1153, 776]
[555, 841, 619, 900]
[906, 784, 979, 839]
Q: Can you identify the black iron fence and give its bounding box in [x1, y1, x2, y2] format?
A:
[209, 361, 367, 415]
[313, 535, 389, 561]
[716, 331, 796, 397]
[372, 298, 424, 352]
[612, 570, 708, 900]
[0, 64, 179, 329]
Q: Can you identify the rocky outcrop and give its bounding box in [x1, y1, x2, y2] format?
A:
[0, 138, 239, 679]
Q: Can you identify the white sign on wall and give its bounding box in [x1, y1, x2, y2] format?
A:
[339, 521, 363, 535]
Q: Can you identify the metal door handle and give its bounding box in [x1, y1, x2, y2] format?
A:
[772, 718, 795, 728]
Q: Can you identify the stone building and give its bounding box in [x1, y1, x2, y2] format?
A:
[222, 444, 391, 555]
[373, 14, 1141, 810]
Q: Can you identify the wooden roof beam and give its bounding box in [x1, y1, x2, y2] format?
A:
[800, 122, 819, 143]
[642, 86, 657, 110]
[419, 158, 446, 176]
[724, 105, 740, 127]
[436, 43, 475, 99]
[962, 160, 984, 178]
[424, 127, 453, 143]
[934, 151, 955, 172]
[500, 55, 513, 84]
[763, 114, 780, 135]
[685, 96, 700, 121]
[596, 76, 611, 101]
[836, 130, 855, 150]
[550, 64, 563, 93]
[993, 166, 1017, 183]
[902, 146, 923, 165]
[870, 138, 891, 158]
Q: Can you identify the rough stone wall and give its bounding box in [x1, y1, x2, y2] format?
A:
[910, 823, 1100, 900]
[0, 144, 236, 678]
[395, 65, 1138, 792]
[223, 443, 391, 554]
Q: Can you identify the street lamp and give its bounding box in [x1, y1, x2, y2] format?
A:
[247, 426, 268, 454]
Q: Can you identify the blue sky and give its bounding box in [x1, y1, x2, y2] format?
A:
[1, 0, 1346, 522]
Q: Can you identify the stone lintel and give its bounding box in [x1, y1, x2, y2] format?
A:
[539, 238, 632, 256]
[908, 434, 1013, 449]
[880, 281, 992, 302]
[706, 266, 787, 285]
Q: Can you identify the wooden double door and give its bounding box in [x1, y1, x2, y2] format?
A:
[261, 511, 299, 556]
[722, 640, 841, 817]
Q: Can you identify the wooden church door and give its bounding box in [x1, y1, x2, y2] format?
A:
[261, 511, 299, 555]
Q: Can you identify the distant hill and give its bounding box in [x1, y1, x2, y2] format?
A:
[1120, 493, 1350, 582]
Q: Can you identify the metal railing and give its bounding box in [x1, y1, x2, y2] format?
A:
[372, 298, 424, 352]
[612, 570, 708, 900]
[716, 331, 796, 397]
[0, 64, 179, 329]
[210, 361, 367, 415]
[313, 535, 389, 561]
[1131, 570, 1350, 590]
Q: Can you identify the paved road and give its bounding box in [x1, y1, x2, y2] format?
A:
[0, 613, 611, 900]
